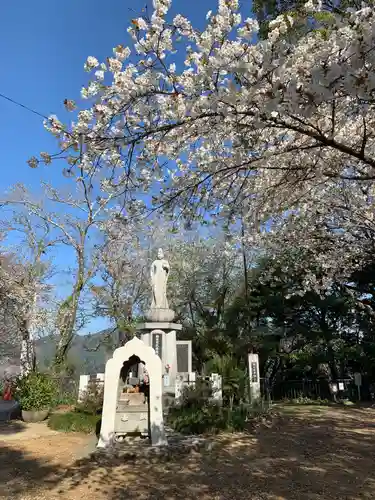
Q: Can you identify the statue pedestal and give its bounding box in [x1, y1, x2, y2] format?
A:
[146, 308, 175, 323]
[136, 322, 182, 394]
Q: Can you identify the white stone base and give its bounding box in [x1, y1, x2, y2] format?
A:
[136, 322, 182, 331]
[146, 308, 175, 322]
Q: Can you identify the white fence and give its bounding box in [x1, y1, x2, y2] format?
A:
[78, 373, 104, 402]
[79, 371, 222, 404]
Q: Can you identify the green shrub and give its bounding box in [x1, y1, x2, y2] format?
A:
[48, 411, 101, 434]
[53, 376, 78, 406]
[205, 355, 248, 406]
[179, 379, 213, 409]
[342, 399, 355, 406]
[168, 402, 271, 435]
[76, 379, 103, 415]
[169, 404, 223, 434]
[55, 392, 77, 406]
[14, 372, 58, 411]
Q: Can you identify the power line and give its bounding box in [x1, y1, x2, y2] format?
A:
[0, 92, 49, 121]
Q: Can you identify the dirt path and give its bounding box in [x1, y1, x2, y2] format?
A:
[2, 405, 375, 500]
[0, 421, 96, 500]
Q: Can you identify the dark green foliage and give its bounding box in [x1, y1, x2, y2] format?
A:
[75, 379, 103, 415]
[14, 372, 58, 411]
[48, 411, 100, 434]
[168, 402, 271, 434]
[168, 376, 271, 434]
[252, 0, 373, 39]
[252, 0, 307, 39]
[191, 242, 375, 395]
[205, 354, 248, 406]
[168, 405, 233, 434]
[178, 378, 213, 409]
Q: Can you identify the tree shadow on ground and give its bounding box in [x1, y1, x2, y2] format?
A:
[50, 405, 375, 500]
[0, 441, 61, 499]
[0, 420, 26, 436]
[1, 406, 375, 499]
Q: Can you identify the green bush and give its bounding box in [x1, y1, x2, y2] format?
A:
[205, 354, 248, 406]
[168, 405, 221, 434]
[76, 379, 103, 415]
[179, 378, 213, 409]
[53, 376, 78, 406]
[168, 402, 271, 435]
[14, 372, 58, 411]
[55, 392, 77, 406]
[48, 411, 101, 434]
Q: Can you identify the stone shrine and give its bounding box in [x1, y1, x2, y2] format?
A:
[98, 336, 167, 448]
[136, 248, 191, 393]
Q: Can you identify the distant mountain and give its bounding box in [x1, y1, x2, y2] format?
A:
[37, 330, 116, 375]
[0, 330, 115, 378]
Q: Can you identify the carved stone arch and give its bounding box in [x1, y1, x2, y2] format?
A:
[97, 336, 167, 447]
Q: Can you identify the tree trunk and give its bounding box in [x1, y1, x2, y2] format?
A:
[20, 335, 36, 376]
[19, 292, 38, 376]
[53, 252, 85, 371]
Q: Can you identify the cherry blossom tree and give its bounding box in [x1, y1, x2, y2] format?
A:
[169, 237, 242, 325]
[0, 253, 29, 374]
[0, 178, 129, 371]
[90, 212, 243, 339]
[0, 209, 58, 375]
[30, 0, 375, 298]
[90, 215, 149, 346]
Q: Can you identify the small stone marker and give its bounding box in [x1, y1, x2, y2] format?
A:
[248, 353, 261, 402]
[163, 374, 170, 387]
[210, 373, 223, 404]
[175, 376, 183, 404]
[354, 372, 362, 401]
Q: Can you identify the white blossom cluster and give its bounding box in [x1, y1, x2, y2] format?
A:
[39, 0, 375, 293]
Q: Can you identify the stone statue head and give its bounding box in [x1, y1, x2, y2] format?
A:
[157, 248, 164, 259]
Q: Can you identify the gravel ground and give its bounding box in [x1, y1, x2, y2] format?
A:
[1, 405, 375, 500]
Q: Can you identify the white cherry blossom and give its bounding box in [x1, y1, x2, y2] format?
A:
[36, 0, 375, 295]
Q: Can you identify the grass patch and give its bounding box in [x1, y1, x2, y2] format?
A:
[283, 396, 331, 406]
[342, 399, 355, 406]
[48, 411, 100, 434]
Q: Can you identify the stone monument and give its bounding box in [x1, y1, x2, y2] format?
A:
[97, 336, 167, 448]
[137, 248, 184, 393]
[248, 353, 261, 402]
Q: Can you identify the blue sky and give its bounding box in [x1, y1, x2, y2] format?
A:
[0, 0, 252, 334]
